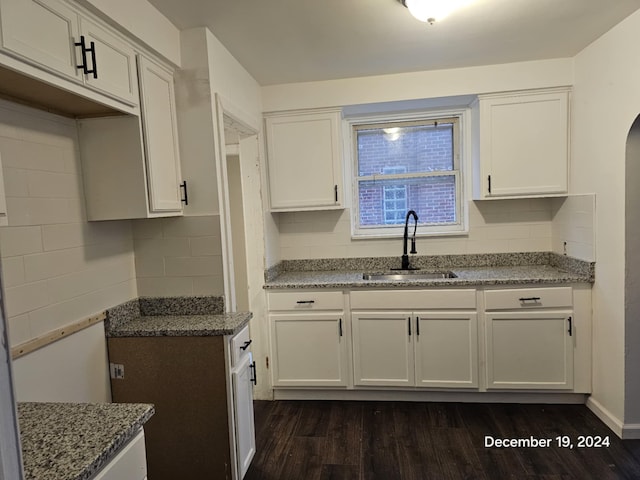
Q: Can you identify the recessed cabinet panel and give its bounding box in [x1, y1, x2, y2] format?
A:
[265, 109, 343, 211]
[352, 312, 414, 387]
[473, 88, 570, 199]
[485, 311, 573, 390]
[137, 55, 183, 213]
[80, 18, 138, 105]
[232, 353, 256, 479]
[415, 313, 478, 388]
[0, 0, 81, 80]
[270, 313, 348, 387]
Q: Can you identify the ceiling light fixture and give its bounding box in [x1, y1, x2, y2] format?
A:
[400, 0, 474, 25]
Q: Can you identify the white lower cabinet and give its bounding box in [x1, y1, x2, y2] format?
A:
[232, 345, 256, 479]
[415, 312, 478, 388]
[351, 311, 478, 388]
[268, 285, 589, 396]
[92, 429, 147, 480]
[270, 313, 348, 387]
[485, 311, 573, 390]
[483, 287, 575, 390]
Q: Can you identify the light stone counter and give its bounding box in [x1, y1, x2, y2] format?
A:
[18, 402, 154, 480]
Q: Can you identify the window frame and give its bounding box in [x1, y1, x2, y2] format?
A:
[348, 109, 468, 239]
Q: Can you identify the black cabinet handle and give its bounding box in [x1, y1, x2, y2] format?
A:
[296, 300, 315, 304]
[180, 181, 188, 205]
[334, 184, 338, 202]
[519, 297, 541, 302]
[240, 340, 252, 351]
[567, 317, 573, 337]
[408, 317, 411, 336]
[487, 175, 492, 194]
[75, 36, 97, 78]
[338, 318, 343, 337]
[249, 361, 257, 386]
[416, 316, 420, 336]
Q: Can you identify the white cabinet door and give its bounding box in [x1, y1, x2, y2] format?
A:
[485, 311, 574, 390]
[265, 109, 343, 211]
[351, 312, 414, 387]
[270, 313, 348, 387]
[474, 88, 569, 199]
[79, 18, 138, 105]
[92, 429, 147, 480]
[232, 354, 256, 480]
[0, 0, 81, 80]
[414, 313, 478, 388]
[137, 55, 183, 213]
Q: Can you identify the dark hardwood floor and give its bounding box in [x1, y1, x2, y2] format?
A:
[245, 400, 640, 480]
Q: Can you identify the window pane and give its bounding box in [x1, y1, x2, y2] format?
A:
[359, 176, 457, 227]
[357, 123, 453, 176]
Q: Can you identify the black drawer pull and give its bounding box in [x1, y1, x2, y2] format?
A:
[249, 361, 257, 386]
[180, 181, 189, 205]
[296, 300, 315, 304]
[519, 297, 541, 302]
[240, 340, 252, 351]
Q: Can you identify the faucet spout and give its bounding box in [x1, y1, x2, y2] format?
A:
[401, 210, 419, 270]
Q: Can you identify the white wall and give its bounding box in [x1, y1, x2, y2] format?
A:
[0, 100, 137, 402]
[551, 195, 596, 261]
[572, 9, 640, 435]
[262, 58, 573, 112]
[277, 200, 553, 260]
[133, 215, 224, 297]
[82, 0, 181, 66]
[625, 117, 640, 432]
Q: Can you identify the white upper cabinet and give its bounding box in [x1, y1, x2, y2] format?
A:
[137, 55, 183, 213]
[78, 55, 183, 220]
[0, 0, 80, 80]
[0, 0, 138, 107]
[265, 108, 344, 211]
[78, 18, 138, 106]
[472, 88, 570, 199]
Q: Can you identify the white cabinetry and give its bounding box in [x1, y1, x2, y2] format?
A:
[78, 54, 183, 220]
[484, 287, 574, 390]
[92, 429, 147, 480]
[77, 17, 138, 105]
[137, 55, 183, 214]
[230, 325, 256, 480]
[264, 109, 344, 211]
[0, 0, 138, 106]
[472, 88, 570, 199]
[108, 324, 255, 480]
[350, 289, 478, 389]
[268, 291, 348, 387]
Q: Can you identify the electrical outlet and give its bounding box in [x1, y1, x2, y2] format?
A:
[109, 362, 125, 379]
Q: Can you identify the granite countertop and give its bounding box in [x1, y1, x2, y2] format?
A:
[19, 402, 154, 480]
[105, 296, 252, 337]
[264, 252, 594, 290]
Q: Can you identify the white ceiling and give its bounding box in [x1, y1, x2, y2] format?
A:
[147, 0, 640, 86]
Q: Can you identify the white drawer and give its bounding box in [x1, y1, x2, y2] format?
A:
[484, 287, 572, 310]
[230, 324, 252, 367]
[268, 291, 344, 311]
[350, 289, 476, 310]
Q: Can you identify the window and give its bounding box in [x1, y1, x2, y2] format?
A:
[352, 115, 464, 238]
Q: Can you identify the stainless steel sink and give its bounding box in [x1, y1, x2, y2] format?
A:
[362, 271, 457, 281]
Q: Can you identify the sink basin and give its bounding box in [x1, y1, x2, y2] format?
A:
[362, 271, 457, 281]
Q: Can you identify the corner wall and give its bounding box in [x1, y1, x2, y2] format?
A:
[572, 8, 640, 435]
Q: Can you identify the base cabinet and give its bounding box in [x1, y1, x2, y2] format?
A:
[108, 329, 255, 480]
[485, 311, 574, 390]
[351, 311, 478, 388]
[92, 429, 147, 480]
[270, 313, 348, 387]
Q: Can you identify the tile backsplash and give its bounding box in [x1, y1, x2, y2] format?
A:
[277, 199, 554, 260]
